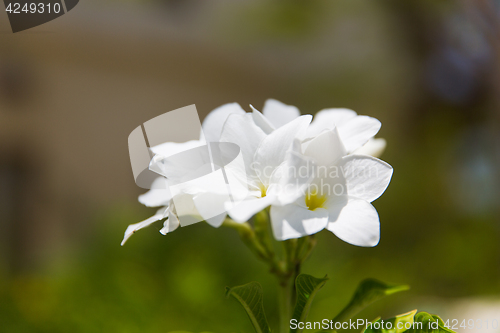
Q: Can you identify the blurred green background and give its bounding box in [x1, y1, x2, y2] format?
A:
[1, 0, 499, 332]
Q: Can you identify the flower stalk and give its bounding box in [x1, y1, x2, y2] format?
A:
[221, 219, 269, 261]
[222, 212, 317, 333]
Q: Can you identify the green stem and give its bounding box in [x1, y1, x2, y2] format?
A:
[222, 216, 317, 333]
[253, 210, 275, 259]
[276, 239, 303, 333]
[301, 236, 317, 263]
[221, 219, 269, 261]
[278, 274, 294, 333]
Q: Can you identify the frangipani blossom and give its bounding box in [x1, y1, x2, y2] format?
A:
[122, 103, 247, 245]
[257, 99, 385, 153]
[221, 100, 386, 224]
[123, 99, 393, 248]
[270, 129, 393, 246]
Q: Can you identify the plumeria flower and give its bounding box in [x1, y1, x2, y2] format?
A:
[255, 99, 385, 155]
[270, 129, 393, 246]
[122, 103, 247, 245]
[222, 99, 386, 223]
[123, 99, 391, 247]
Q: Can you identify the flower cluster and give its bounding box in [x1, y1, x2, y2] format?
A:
[122, 99, 392, 247]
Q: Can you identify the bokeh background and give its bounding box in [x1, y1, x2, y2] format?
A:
[1, 0, 500, 332]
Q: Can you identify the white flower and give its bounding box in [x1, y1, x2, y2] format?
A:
[121, 103, 246, 245]
[123, 99, 392, 247]
[223, 99, 386, 224]
[257, 99, 385, 154]
[269, 129, 393, 246]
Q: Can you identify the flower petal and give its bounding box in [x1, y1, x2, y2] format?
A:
[226, 195, 276, 223]
[138, 177, 171, 207]
[270, 204, 328, 240]
[254, 115, 312, 186]
[267, 140, 315, 206]
[149, 145, 213, 187]
[121, 207, 168, 245]
[353, 138, 386, 158]
[306, 108, 358, 138]
[250, 105, 275, 134]
[326, 198, 380, 247]
[304, 129, 346, 167]
[262, 99, 301, 128]
[193, 192, 230, 228]
[337, 155, 393, 202]
[169, 193, 202, 226]
[220, 113, 267, 181]
[150, 140, 204, 158]
[200, 103, 246, 142]
[337, 116, 381, 152]
[160, 210, 180, 235]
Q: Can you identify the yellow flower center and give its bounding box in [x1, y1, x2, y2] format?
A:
[259, 183, 267, 198]
[305, 192, 327, 211]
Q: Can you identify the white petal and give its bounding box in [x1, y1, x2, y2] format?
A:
[220, 113, 267, 181]
[353, 138, 386, 158]
[121, 207, 168, 245]
[193, 192, 230, 228]
[254, 115, 312, 186]
[205, 213, 227, 228]
[326, 199, 380, 247]
[200, 103, 246, 142]
[160, 210, 180, 235]
[306, 108, 358, 138]
[226, 195, 276, 223]
[138, 189, 171, 207]
[270, 204, 328, 240]
[267, 141, 315, 206]
[169, 193, 201, 226]
[262, 99, 301, 128]
[337, 155, 393, 202]
[337, 116, 381, 152]
[167, 165, 230, 197]
[150, 140, 204, 158]
[304, 129, 346, 167]
[149, 145, 213, 186]
[138, 177, 171, 207]
[250, 105, 275, 134]
[222, 147, 253, 202]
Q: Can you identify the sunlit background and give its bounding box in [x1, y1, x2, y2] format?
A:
[1, 0, 500, 332]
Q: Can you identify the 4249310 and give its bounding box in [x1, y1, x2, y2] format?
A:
[3, 1, 79, 33]
[444, 319, 499, 330]
[5, 2, 62, 14]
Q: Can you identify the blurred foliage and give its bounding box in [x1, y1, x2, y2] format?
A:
[227, 1, 325, 42]
[0, 169, 498, 332]
[1, 0, 500, 332]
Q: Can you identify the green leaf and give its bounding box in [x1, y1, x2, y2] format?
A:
[226, 282, 272, 333]
[363, 310, 417, 333]
[359, 311, 457, 333]
[351, 279, 409, 306]
[407, 312, 456, 333]
[330, 279, 409, 328]
[291, 274, 329, 333]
